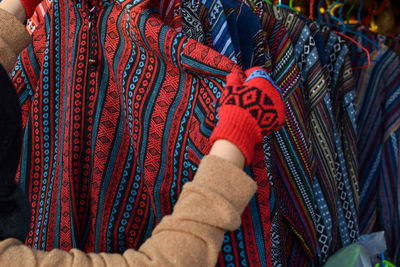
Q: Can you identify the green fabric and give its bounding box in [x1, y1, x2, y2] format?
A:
[323, 244, 371, 267]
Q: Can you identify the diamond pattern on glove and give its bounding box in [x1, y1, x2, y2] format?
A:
[220, 85, 281, 135]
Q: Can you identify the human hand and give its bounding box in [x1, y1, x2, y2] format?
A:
[210, 67, 285, 166]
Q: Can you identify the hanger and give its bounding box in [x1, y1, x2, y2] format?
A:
[327, 0, 345, 31]
[345, 2, 355, 25]
[264, 0, 273, 5]
[309, 0, 315, 20]
[289, 0, 301, 13]
[275, 0, 300, 13]
[323, 21, 381, 63]
[333, 30, 371, 69]
[323, 0, 382, 62]
[314, 0, 372, 69]
[288, 0, 295, 9]
[327, 0, 371, 69]
[338, 0, 347, 28]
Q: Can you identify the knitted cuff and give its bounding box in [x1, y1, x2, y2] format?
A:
[210, 105, 262, 166]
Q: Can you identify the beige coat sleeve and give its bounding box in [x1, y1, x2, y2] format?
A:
[0, 155, 257, 267]
[0, 8, 31, 73]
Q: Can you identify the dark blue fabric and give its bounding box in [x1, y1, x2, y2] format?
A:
[220, 0, 242, 65]
[236, 2, 260, 68]
[220, 0, 261, 69]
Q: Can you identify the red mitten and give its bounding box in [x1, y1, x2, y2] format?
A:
[210, 67, 285, 166]
[19, 0, 42, 19]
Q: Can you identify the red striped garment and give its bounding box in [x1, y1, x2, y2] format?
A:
[12, 0, 273, 266]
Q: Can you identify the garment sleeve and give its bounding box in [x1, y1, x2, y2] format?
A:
[0, 155, 257, 267]
[9, 15, 46, 127]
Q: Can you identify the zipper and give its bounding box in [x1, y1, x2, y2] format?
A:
[88, 6, 98, 67]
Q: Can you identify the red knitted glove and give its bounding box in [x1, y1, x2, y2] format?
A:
[210, 67, 285, 166]
[19, 0, 42, 19]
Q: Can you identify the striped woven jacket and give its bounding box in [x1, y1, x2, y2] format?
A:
[12, 0, 274, 266]
[353, 38, 400, 265]
[245, 1, 318, 265]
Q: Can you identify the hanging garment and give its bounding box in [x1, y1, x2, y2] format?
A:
[270, 8, 360, 264]
[220, 0, 263, 69]
[26, 0, 52, 34]
[316, 24, 359, 207]
[11, 1, 275, 266]
[273, 6, 346, 261]
[197, 0, 237, 62]
[319, 24, 359, 221]
[220, 0, 243, 66]
[316, 23, 359, 254]
[159, 0, 183, 31]
[349, 29, 400, 265]
[181, 0, 208, 44]
[25, 7, 324, 266]
[272, 7, 344, 264]
[242, 1, 318, 265]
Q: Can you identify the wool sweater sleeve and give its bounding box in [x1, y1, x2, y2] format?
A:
[0, 8, 31, 73]
[0, 155, 257, 267]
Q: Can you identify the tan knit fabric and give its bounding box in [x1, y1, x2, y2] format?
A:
[0, 155, 257, 267]
[0, 8, 30, 72]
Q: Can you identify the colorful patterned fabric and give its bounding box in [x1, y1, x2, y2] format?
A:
[159, 0, 183, 31]
[26, 0, 52, 34]
[243, 1, 318, 265]
[314, 25, 359, 259]
[319, 25, 360, 239]
[272, 7, 339, 263]
[272, 9, 360, 263]
[273, 8, 359, 264]
[350, 31, 400, 264]
[200, 0, 237, 62]
[11, 0, 275, 266]
[220, 0, 263, 69]
[181, 0, 214, 46]
[221, 0, 243, 66]
[181, 0, 205, 43]
[319, 26, 359, 203]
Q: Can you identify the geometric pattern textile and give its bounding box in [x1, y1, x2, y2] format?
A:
[243, 1, 318, 265]
[351, 35, 400, 264]
[12, 0, 274, 266]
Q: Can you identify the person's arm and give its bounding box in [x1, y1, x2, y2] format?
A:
[0, 127, 251, 267]
[0, 152, 256, 267]
[0, 67, 284, 266]
[209, 139, 245, 168]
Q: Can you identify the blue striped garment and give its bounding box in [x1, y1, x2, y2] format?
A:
[351, 31, 400, 265]
[201, 0, 237, 62]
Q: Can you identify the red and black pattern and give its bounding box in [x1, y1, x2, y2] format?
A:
[220, 85, 283, 135]
[211, 68, 285, 166]
[12, 0, 274, 265]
